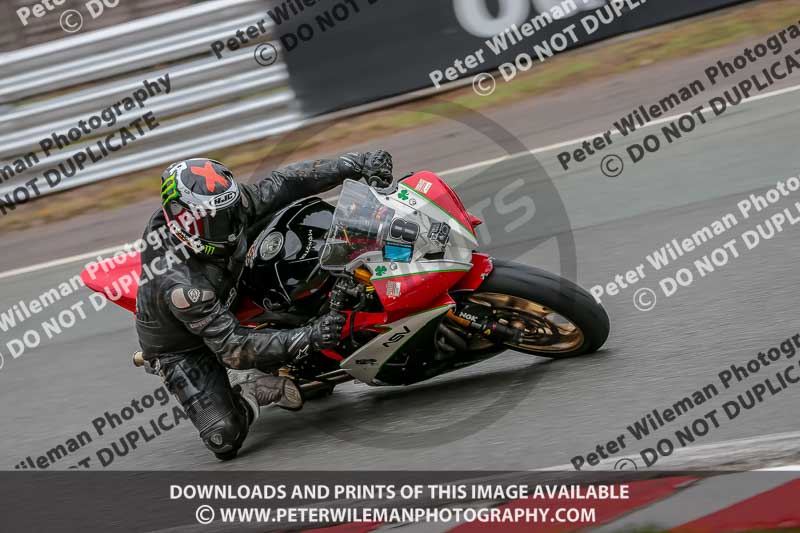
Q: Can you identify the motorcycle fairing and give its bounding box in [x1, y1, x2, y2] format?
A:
[451, 253, 494, 292]
[81, 254, 140, 313]
[399, 171, 478, 240]
[80, 171, 500, 387]
[370, 268, 465, 319]
[81, 251, 265, 322]
[340, 303, 453, 384]
[345, 174, 479, 316]
[329, 174, 497, 384]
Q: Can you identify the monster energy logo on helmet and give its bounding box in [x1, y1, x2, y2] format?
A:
[160, 158, 245, 258]
[161, 172, 180, 206]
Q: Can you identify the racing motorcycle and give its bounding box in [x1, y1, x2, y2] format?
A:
[83, 172, 609, 396]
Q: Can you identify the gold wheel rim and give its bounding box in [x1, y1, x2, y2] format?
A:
[464, 292, 585, 353]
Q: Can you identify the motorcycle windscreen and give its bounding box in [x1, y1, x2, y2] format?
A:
[320, 180, 395, 270]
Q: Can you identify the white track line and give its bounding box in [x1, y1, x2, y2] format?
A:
[439, 81, 800, 178]
[0, 244, 128, 281]
[540, 430, 800, 471]
[2, 82, 799, 282]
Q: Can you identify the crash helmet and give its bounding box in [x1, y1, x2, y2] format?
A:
[160, 158, 245, 257]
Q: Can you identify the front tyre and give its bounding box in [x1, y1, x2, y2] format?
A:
[456, 259, 609, 358]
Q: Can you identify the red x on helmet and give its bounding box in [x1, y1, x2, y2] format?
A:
[160, 158, 245, 257]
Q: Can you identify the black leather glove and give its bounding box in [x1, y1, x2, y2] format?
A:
[362, 150, 393, 188]
[309, 312, 346, 350]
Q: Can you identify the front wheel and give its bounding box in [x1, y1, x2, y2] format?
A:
[449, 260, 610, 358]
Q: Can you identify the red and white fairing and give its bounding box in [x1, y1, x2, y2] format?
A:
[80, 171, 493, 386]
[336, 172, 489, 384]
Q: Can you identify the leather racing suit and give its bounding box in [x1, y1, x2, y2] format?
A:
[134, 153, 385, 458]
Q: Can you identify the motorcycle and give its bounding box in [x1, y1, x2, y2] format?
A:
[82, 171, 609, 397]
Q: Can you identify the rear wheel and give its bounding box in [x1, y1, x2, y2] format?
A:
[445, 259, 609, 359]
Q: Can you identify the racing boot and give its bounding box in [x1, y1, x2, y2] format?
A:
[228, 370, 304, 416]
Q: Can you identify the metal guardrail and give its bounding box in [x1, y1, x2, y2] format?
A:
[0, 0, 306, 200]
[0, 0, 200, 53]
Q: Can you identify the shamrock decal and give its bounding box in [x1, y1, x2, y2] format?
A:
[375, 266, 387, 277]
[398, 189, 409, 201]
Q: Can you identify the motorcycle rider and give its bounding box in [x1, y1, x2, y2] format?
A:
[135, 151, 393, 460]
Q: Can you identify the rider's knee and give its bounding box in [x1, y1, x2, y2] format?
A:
[159, 353, 253, 460]
[198, 403, 250, 460]
[183, 384, 252, 460]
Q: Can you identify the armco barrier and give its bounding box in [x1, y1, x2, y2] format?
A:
[0, 0, 301, 200]
[0, 0, 753, 203]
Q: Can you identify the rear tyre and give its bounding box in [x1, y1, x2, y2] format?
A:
[453, 259, 609, 359]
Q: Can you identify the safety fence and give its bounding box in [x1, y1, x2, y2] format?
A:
[0, 0, 303, 199]
[0, 0, 755, 201]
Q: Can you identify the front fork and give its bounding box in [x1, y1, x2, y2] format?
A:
[446, 253, 521, 345]
[445, 310, 522, 344]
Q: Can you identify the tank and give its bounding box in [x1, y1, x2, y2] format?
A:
[242, 198, 335, 312]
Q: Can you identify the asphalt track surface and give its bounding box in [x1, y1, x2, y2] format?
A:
[1, 35, 800, 472]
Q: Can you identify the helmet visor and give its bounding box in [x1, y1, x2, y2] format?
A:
[166, 203, 245, 245]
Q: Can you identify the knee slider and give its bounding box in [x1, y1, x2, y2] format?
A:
[160, 354, 251, 456]
[186, 388, 250, 455]
[199, 407, 249, 455]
